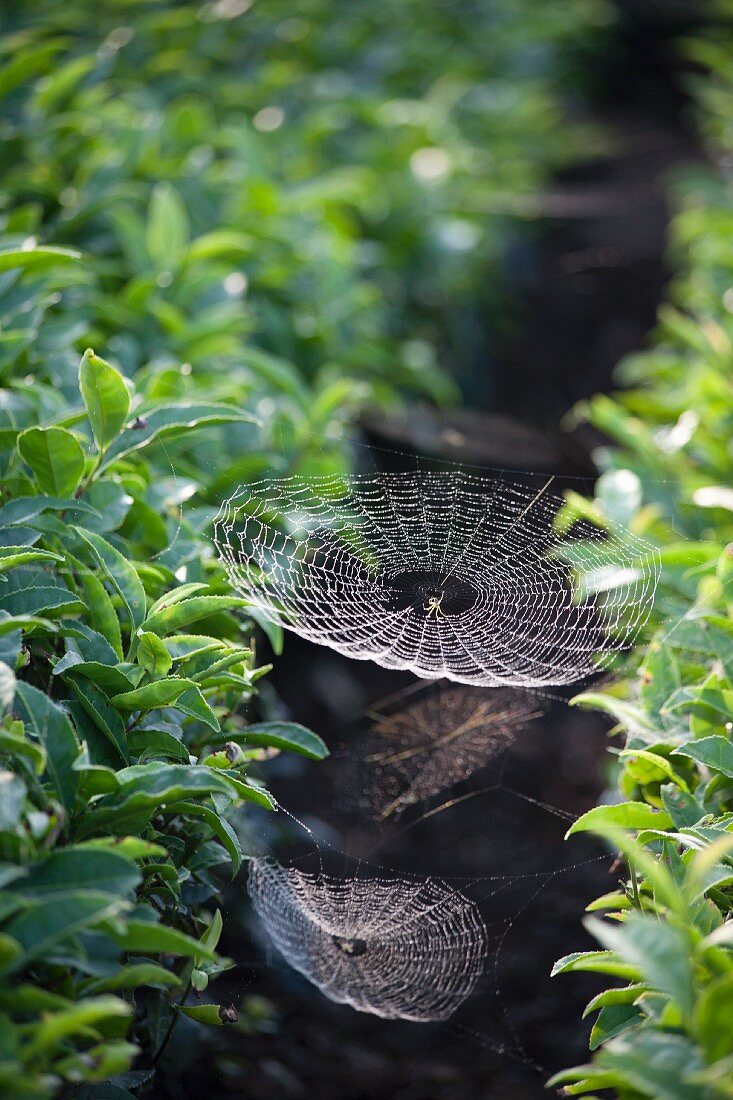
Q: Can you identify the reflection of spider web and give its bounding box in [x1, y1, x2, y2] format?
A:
[351, 685, 543, 819]
[248, 858, 487, 1022]
[214, 472, 660, 688]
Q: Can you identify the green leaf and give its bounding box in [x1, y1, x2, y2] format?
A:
[75, 527, 146, 639]
[142, 595, 249, 636]
[136, 630, 173, 677]
[177, 801, 242, 876]
[75, 836, 167, 860]
[177, 1003, 237, 1026]
[173, 686, 220, 733]
[78, 349, 131, 453]
[4, 893, 128, 969]
[585, 913, 695, 1018]
[0, 933, 22, 976]
[16, 848, 140, 898]
[619, 749, 690, 792]
[17, 426, 85, 497]
[14, 681, 79, 810]
[238, 721, 328, 760]
[672, 736, 733, 779]
[694, 972, 733, 1063]
[146, 182, 190, 269]
[639, 638, 680, 715]
[111, 677, 198, 711]
[0, 572, 83, 619]
[0, 245, 81, 273]
[551, 950, 642, 981]
[0, 771, 26, 830]
[0, 546, 64, 573]
[589, 1003, 641, 1051]
[566, 801, 673, 839]
[75, 564, 123, 659]
[67, 675, 128, 762]
[21, 994, 131, 1057]
[76, 763, 251, 837]
[105, 919, 219, 962]
[570, 691, 657, 739]
[0, 727, 45, 774]
[661, 784, 705, 829]
[53, 654, 136, 696]
[99, 403, 257, 470]
[596, 1030, 705, 1100]
[583, 984, 648, 1018]
[83, 962, 180, 994]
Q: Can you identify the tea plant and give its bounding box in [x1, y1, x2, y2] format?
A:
[0, 305, 331, 1097]
[551, 22, 733, 1096]
[0, 0, 612, 403]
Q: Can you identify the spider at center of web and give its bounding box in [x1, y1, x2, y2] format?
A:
[332, 935, 367, 957]
[424, 592, 445, 618]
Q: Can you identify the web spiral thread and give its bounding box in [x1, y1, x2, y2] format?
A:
[248, 858, 488, 1021]
[214, 472, 660, 687]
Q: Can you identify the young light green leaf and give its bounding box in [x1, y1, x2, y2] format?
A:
[111, 677, 197, 711]
[136, 630, 173, 677]
[177, 1003, 238, 1026]
[0, 245, 81, 273]
[566, 801, 673, 839]
[146, 182, 190, 269]
[142, 595, 249, 636]
[78, 349, 131, 453]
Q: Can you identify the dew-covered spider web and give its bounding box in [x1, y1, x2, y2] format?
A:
[248, 857, 488, 1022]
[241, 726, 611, 1081]
[351, 685, 544, 819]
[214, 471, 660, 687]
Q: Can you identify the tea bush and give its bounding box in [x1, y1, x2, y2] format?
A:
[0, 0, 612, 404]
[552, 22, 733, 1098]
[0, 2, 615, 1097]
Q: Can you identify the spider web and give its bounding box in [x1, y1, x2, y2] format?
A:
[214, 471, 660, 687]
[351, 685, 543, 819]
[247, 857, 488, 1022]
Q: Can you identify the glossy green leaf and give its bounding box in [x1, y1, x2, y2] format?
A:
[238, 721, 328, 760]
[17, 426, 85, 497]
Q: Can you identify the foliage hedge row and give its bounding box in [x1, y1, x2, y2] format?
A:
[0, 2, 614, 1097]
[552, 21, 733, 1100]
